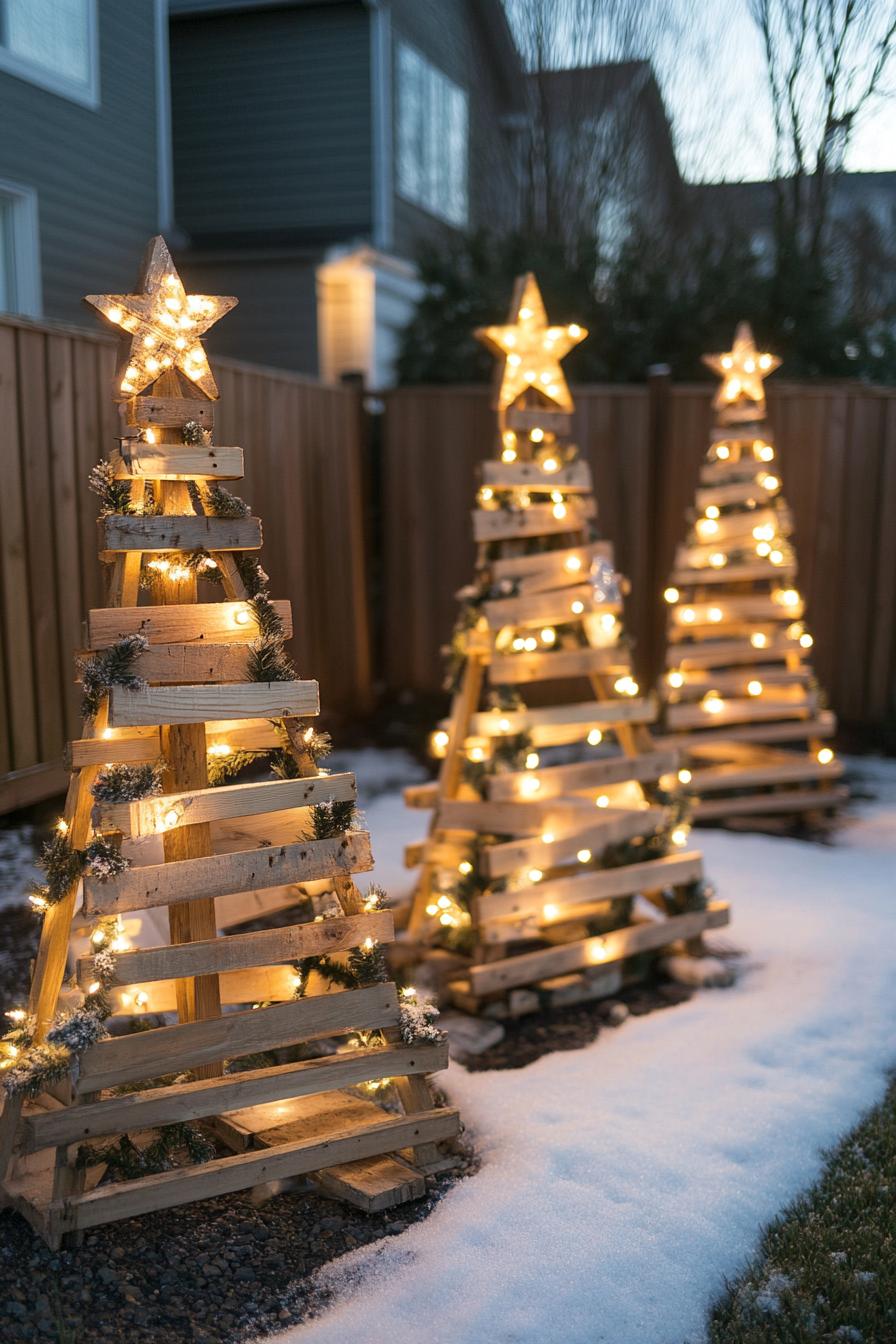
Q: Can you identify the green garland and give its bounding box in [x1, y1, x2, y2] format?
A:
[78, 1122, 215, 1180]
[91, 761, 164, 804]
[78, 633, 149, 718]
[89, 460, 137, 516]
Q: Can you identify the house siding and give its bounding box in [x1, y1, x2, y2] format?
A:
[390, 0, 519, 257]
[0, 0, 161, 323]
[175, 253, 319, 372]
[170, 3, 373, 245]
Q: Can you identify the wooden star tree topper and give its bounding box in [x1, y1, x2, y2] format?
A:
[85, 236, 237, 401]
[475, 273, 586, 414]
[703, 321, 781, 414]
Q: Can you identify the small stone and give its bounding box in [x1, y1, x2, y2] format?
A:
[319, 1215, 343, 1231]
[661, 954, 735, 988]
[386, 1221, 407, 1235]
[201, 1264, 221, 1278]
[440, 1012, 505, 1058]
[97, 1266, 119, 1286]
[234, 1266, 256, 1283]
[8, 1302, 26, 1318]
[605, 1001, 629, 1026]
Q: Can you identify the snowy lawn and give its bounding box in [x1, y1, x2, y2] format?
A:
[267, 759, 896, 1344]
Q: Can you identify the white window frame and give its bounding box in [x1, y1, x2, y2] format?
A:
[0, 178, 42, 317]
[396, 40, 469, 229]
[0, 0, 100, 110]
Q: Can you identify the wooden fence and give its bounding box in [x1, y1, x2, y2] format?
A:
[0, 315, 371, 812]
[381, 380, 896, 732]
[1, 312, 894, 813]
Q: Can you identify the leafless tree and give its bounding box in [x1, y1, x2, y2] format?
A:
[506, 0, 688, 255]
[749, 0, 896, 264]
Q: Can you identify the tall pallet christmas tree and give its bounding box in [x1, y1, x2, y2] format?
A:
[0, 238, 458, 1249]
[658, 323, 847, 827]
[404, 275, 729, 1018]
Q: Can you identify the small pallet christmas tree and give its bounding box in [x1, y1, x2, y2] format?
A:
[658, 323, 847, 827]
[404, 275, 729, 1018]
[0, 238, 457, 1249]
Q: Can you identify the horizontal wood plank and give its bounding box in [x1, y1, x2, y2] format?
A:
[77, 983, 401, 1092]
[108, 680, 319, 727]
[83, 830, 373, 914]
[50, 1109, 460, 1233]
[480, 459, 592, 491]
[468, 902, 730, 994]
[78, 910, 394, 987]
[87, 601, 292, 649]
[485, 806, 666, 878]
[488, 644, 627, 685]
[472, 498, 596, 543]
[486, 749, 679, 802]
[476, 850, 705, 925]
[23, 1042, 448, 1152]
[99, 514, 261, 554]
[97, 771, 355, 837]
[114, 443, 243, 481]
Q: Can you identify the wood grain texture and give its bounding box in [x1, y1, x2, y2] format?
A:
[108, 679, 319, 727]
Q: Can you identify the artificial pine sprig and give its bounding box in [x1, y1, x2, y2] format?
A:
[182, 419, 212, 446]
[29, 830, 84, 910]
[78, 1122, 215, 1179]
[78, 633, 149, 718]
[309, 798, 357, 840]
[83, 835, 131, 882]
[204, 482, 251, 518]
[89, 460, 136, 516]
[92, 761, 164, 804]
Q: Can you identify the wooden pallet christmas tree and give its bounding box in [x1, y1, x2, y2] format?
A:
[0, 238, 458, 1249]
[403, 275, 729, 1018]
[657, 322, 847, 827]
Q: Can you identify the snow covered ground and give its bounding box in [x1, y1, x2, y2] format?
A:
[268, 758, 896, 1344]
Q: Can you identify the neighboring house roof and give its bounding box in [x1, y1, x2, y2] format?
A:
[690, 171, 896, 231]
[529, 60, 679, 180]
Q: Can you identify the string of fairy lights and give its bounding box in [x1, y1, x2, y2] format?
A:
[662, 326, 836, 771]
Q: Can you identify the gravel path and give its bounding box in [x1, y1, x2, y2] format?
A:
[0, 804, 695, 1344]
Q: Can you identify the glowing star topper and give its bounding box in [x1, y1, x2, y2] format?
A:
[475, 273, 586, 413]
[85, 236, 237, 401]
[702, 321, 781, 413]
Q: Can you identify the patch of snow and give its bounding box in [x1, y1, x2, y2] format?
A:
[0, 823, 38, 910]
[266, 758, 896, 1344]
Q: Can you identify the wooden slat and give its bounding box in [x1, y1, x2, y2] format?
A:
[69, 718, 284, 768]
[695, 479, 772, 509]
[460, 697, 656, 738]
[472, 498, 596, 542]
[468, 902, 730, 995]
[97, 770, 355, 837]
[689, 756, 843, 793]
[666, 634, 797, 669]
[86, 642, 252, 685]
[78, 910, 394, 987]
[86, 600, 292, 649]
[694, 786, 848, 819]
[670, 595, 803, 628]
[131, 394, 214, 429]
[485, 806, 666, 878]
[488, 643, 627, 685]
[483, 585, 617, 629]
[76, 983, 401, 1092]
[666, 690, 816, 731]
[108, 679, 319, 727]
[99, 514, 262, 553]
[47, 1109, 460, 1234]
[114, 442, 243, 480]
[669, 561, 795, 587]
[23, 1042, 448, 1152]
[654, 710, 837, 752]
[476, 850, 705, 924]
[489, 540, 611, 587]
[84, 829, 373, 914]
[480, 458, 592, 491]
[665, 665, 809, 699]
[486, 749, 679, 801]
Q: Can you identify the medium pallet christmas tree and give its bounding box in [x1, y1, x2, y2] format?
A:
[658, 322, 846, 826]
[0, 238, 457, 1249]
[404, 275, 729, 1018]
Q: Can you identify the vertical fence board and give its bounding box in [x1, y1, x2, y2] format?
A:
[0, 317, 370, 811]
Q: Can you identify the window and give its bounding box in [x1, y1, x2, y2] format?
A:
[0, 0, 98, 107]
[0, 180, 42, 317]
[397, 42, 468, 228]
